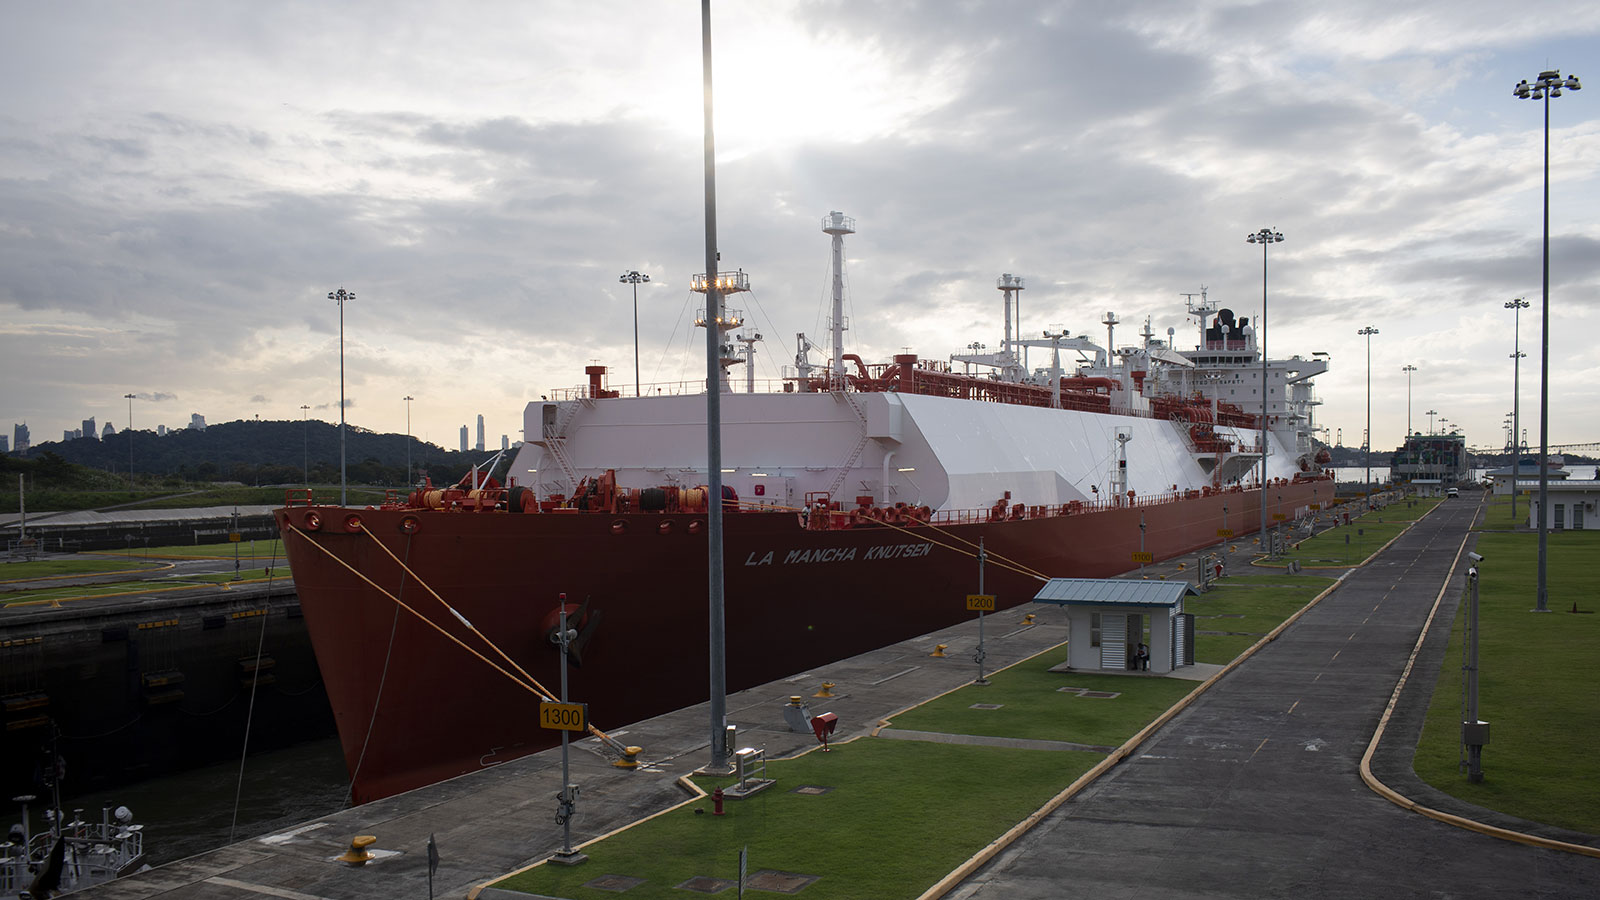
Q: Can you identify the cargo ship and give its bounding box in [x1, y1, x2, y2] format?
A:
[275, 212, 1332, 802]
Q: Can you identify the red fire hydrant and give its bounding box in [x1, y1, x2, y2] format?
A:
[712, 787, 725, 816]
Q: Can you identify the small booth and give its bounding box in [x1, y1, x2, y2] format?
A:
[1032, 578, 1199, 674]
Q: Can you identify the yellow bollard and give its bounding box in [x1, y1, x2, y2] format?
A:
[814, 682, 836, 698]
[613, 745, 643, 769]
[338, 835, 377, 866]
[929, 644, 948, 658]
[1019, 613, 1036, 625]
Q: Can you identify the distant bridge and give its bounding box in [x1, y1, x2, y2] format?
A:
[1467, 441, 1600, 455]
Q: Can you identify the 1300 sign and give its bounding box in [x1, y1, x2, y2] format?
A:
[539, 702, 588, 732]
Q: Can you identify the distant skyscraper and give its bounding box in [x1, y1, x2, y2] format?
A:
[156, 424, 167, 436]
[189, 413, 206, 431]
[0, 434, 7, 454]
[64, 430, 75, 442]
[460, 425, 468, 453]
[102, 422, 116, 438]
[501, 434, 509, 451]
[10, 423, 27, 455]
[83, 417, 97, 440]
[476, 415, 485, 452]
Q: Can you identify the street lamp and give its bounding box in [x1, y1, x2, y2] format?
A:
[404, 395, 415, 488]
[328, 287, 355, 506]
[123, 393, 136, 485]
[620, 271, 650, 396]
[1358, 326, 1379, 492]
[1425, 408, 1437, 435]
[1514, 69, 1579, 613]
[300, 405, 311, 487]
[1247, 227, 1284, 543]
[1401, 365, 1417, 435]
[1506, 297, 1530, 522]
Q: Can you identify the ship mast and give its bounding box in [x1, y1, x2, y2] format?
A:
[823, 211, 855, 387]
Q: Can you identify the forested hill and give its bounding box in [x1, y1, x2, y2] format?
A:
[24, 419, 491, 486]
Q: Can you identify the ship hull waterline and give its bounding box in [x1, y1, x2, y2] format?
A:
[275, 479, 1328, 802]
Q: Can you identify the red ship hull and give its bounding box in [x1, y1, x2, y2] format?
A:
[275, 479, 1328, 801]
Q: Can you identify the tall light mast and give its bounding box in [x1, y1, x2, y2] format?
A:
[823, 211, 855, 387]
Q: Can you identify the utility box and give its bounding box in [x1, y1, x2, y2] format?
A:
[1461, 720, 1490, 746]
[782, 695, 813, 733]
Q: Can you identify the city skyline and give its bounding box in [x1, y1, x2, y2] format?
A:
[1, 3, 1596, 453]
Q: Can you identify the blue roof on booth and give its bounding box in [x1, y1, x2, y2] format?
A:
[1032, 578, 1197, 608]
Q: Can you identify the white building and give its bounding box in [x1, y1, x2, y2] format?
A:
[1526, 481, 1599, 531]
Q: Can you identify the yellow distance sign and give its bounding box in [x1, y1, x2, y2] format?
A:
[1131, 551, 1154, 564]
[966, 594, 996, 612]
[1310, 503, 1322, 510]
[1216, 528, 1235, 538]
[229, 533, 243, 542]
[1273, 513, 1287, 521]
[539, 702, 589, 732]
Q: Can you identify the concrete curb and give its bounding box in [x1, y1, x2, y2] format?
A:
[1357, 505, 1600, 860]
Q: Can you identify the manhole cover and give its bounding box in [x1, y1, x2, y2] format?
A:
[1079, 691, 1120, 699]
[583, 874, 646, 892]
[968, 703, 1004, 710]
[676, 875, 735, 893]
[789, 785, 833, 795]
[745, 870, 820, 893]
[1056, 686, 1086, 694]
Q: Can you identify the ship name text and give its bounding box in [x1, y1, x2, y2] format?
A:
[744, 542, 935, 566]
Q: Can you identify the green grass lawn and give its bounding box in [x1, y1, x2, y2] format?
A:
[495, 573, 1344, 899]
[0, 557, 169, 580]
[1258, 497, 1440, 569]
[884, 644, 1195, 746]
[1186, 575, 1336, 665]
[499, 739, 1097, 900]
[1476, 491, 1532, 531]
[1413, 528, 1600, 834]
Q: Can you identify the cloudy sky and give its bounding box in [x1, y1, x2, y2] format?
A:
[3, 1, 1597, 459]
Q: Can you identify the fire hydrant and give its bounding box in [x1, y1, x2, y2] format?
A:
[712, 787, 725, 816]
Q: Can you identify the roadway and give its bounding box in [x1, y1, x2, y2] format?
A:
[948, 497, 1599, 899]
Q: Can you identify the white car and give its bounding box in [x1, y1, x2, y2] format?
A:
[1446, 488, 1459, 498]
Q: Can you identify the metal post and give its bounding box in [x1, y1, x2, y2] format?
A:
[1514, 69, 1579, 613]
[552, 599, 585, 862]
[1464, 561, 1484, 782]
[328, 288, 355, 507]
[404, 395, 415, 488]
[1506, 299, 1528, 524]
[300, 405, 310, 487]
[700, 0, 730, 773]
[124, 392, 135, 485]
[1401, 365, 1416, 435]
[975, 538, 988, 685]
[1246, 229, 1282, 544]
[1358, 326, 1379, 493]
[620, 271, 650, 395]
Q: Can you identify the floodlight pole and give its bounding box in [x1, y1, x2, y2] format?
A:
[1505, 299, 1529, 523]
[300, 405, 311, 487]
[975, 538, 988, 685]
[1246, 228, 1283, 547]
[1513, 69, 1579, 613]
[620, 271, 650, 396]
[123, 393, 136, 485]
[328, 287, 355, 507]
[1358, 326, 1379, 493]
[404, 395, 415, 488]
[1401, 365, 1416, 435]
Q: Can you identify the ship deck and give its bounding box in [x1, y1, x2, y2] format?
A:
[76, 503, 1600, 900]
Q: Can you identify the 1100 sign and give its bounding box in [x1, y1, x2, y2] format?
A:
[539, 702, 588, 732]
